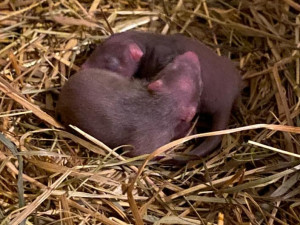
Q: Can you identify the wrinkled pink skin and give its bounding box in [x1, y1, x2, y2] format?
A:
[57, 53, 201, 156]
[81, 31, 241, 159]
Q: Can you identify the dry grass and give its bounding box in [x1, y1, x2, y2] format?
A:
[0, 0, 300, 224]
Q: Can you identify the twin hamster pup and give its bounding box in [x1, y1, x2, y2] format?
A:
[57, 31, 241, 159]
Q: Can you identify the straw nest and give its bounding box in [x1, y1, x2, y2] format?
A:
[0, 0, 300, 224]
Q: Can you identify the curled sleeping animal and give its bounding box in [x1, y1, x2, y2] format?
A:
[81, 31, 241, 158]
[57, 52, 202, 156]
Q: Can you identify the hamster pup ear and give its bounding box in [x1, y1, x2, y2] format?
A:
[128, 43, 143, 62]
[147, 80, 165, 92]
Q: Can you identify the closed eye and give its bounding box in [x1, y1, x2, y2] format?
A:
[105, 57, 121, 71]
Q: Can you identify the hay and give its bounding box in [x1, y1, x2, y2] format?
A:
[0, 0, 300, 224]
